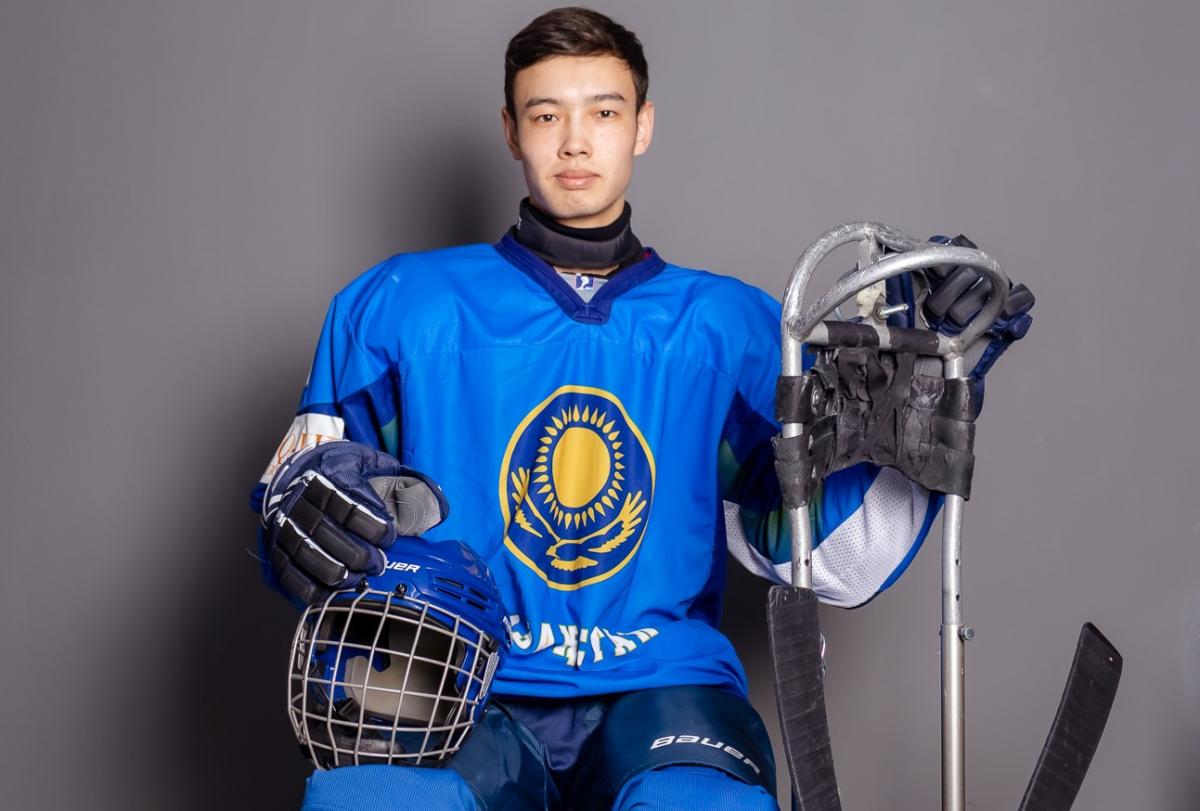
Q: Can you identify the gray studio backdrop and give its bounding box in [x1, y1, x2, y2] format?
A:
[2, 1, 1197, 809]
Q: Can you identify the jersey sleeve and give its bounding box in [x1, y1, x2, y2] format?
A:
[720, 287, 942, 608]
[249, 287, 403, 512]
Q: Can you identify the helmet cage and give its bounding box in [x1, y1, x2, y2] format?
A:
[288, 583, 501, 768]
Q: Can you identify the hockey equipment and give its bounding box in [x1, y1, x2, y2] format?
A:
[301, 766, 481, 811]
[767, 587, 839, 810]
[611, 765, 779, 810]
[586, 684, 777, 805]
[776, 335, 977, 500]
[921, 234, 1035, 413]
[920, 235, 1032, 336]
[288, 537, 509, 768]
[1019, 623, 1123, 811]
[513, 196, 645, 270]
[772, 223, 1119, 811]
[883, 234, 1035, 414]
[263, 441, 448, 605]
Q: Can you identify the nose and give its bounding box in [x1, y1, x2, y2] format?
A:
[558, 116, 591, 159]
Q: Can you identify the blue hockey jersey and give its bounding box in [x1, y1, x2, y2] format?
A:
[253, 234, 937, 699]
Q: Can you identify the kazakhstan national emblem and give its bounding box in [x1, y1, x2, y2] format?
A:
[499, 385, 655, 590]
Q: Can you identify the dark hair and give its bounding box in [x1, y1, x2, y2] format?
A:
[504, 7, 649, 118]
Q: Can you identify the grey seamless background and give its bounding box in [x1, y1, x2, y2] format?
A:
[2, 1, 1197, 808]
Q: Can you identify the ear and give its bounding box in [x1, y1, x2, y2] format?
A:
[633, 99, 655, 157]
[501, 107, 522, 160]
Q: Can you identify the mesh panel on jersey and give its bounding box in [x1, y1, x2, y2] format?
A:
[812, 467, 925, 606]
[725, 467, 927, 608]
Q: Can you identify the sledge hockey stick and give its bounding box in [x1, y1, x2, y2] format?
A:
[1018, 622, 1122, 811]
[772, 223, 1007, 811]
[768, 585, 840, 809]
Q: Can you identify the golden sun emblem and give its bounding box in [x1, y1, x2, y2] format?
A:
[499, 386, 655, 590]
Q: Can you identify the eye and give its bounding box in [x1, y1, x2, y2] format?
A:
[598, 109, 617, 119]
[534, 113, 557, 123]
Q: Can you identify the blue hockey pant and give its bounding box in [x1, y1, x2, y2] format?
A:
[299, 684, 780, 810]
[300, 763, 778, 810]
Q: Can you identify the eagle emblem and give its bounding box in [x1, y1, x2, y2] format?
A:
[499, 386, 655, 590]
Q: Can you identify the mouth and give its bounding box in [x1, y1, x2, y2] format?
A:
[555, 171, 599, 190]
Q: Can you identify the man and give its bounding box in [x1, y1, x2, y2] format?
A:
[254, 8, 1031, 810]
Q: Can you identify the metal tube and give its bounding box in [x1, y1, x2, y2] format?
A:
[779, 223, 1008, 348]
[788, 505, 812, 589]
[942, 619, 965, 811]
[790, 247, 1007, 356]
[781, 227, 868, 588]
[803, 321, 956, 355]
[941, 353, 967, 811]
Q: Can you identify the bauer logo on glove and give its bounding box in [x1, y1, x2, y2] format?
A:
[261, 440, 449, 606]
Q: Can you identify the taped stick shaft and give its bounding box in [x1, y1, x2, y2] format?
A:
[768, 586, 842, 810]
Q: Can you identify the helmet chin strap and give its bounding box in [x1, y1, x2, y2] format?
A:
[512, 196, 644, 272]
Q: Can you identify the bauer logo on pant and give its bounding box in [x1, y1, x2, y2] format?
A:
[499, 385, 655, 591]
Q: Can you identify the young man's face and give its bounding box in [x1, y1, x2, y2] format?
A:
[502, 54, 654, 228]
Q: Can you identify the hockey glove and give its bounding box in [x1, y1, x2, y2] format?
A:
[885, 234, 1035, 414]
[261, 440, 448, 605]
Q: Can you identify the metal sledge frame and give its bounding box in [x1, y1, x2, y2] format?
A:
[769, 222, 1122, 811]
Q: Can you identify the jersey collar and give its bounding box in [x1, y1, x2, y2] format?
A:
[494, 232, 666, 325]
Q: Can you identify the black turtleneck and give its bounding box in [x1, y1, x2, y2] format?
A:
[509, 197, 645, 273]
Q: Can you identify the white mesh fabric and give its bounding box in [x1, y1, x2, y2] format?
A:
[725, 466, 930, 608]
[811, 467, 928, 606]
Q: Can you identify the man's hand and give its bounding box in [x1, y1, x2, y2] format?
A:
[262, 440, 448, 605]
[885, 234, 1035, 414]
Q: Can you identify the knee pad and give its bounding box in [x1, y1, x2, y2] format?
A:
[590, 685, 776, 795]
[613, 765, 779, 811]
[300, 765, 479, 811]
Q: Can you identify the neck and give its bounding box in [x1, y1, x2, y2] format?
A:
[512, 197, 644, 275]
[559, 261, 620, 277]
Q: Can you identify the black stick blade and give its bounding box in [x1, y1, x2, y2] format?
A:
[1018, 622, 1123, 811]
[768, 585, 842, 810]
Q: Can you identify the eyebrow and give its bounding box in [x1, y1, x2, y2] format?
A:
[524, 92, 628, 109]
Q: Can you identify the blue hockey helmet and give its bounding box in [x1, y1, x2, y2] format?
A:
[287, 537, 510, 768]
